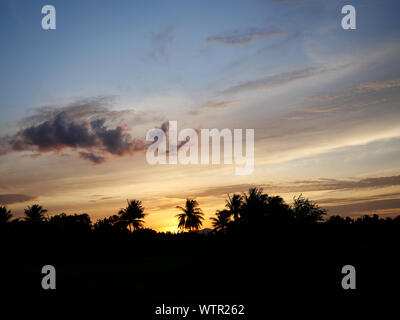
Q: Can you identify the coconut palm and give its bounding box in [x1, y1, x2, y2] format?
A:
[118, 200, 146, 232]
[176, 199, 204, 232]
[24, 204, 48, 223]
[240, 187, 269, 223]
[0, 206, 12, 224]
[225, 194, 242, 221]
[210, 209, 231, 232]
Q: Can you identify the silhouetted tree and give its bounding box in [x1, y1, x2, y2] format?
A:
[176, 199, 204, 232]
[210, 209, 231, 232]
[355, 214, 381, 225]
[24, 204, 48, 223]
[292, 194, 326, 224]
[0, 206, 12, 224]
[118, 200, 146, 232]
[94, 214, 127, 233]
[240, 188, 269, 224]
[265, 195, 294, 225]
[49, 213, 92, 233]
[326, 215, 353, 225]
[225, 194, 242, 221]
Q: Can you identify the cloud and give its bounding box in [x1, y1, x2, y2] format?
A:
[89, 196, 120, 203]
[19, 96, 155, 129]
[90, 119, 145, 156]
[0, 194, 37, 205]
[1, 102, 148, 164]
[299, 99, 386, 114]
[287, 78, 399, 116]
[186, 100, 240, 115]
[206, 28, 287, 46]
[357, 78, 400, 92]
[79, 151, 106, 164]
[11, 112, 98, 152]
[21, 96, 116, 126]
[188, 175, 400, 198]
[221, 66, 322, 95]
[323, 198, 400, 217]
[288, 175, 400, 192]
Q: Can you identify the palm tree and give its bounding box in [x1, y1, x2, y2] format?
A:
[0, 206, 12, 224]
[24, 204, 48, 223]
[225, 194, 242, 221]
[210, 209, 231, 232]
[240, 187, 269, 223]
[176, 199, 204, 232]
[118, 200, 146, 232]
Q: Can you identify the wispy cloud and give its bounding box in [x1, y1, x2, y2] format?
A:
[186, 100, 240, 115]
[187, 175, 400, 198]
[323, 198, 400, 217]
[357, 78, 400, 92]
[221, 66, 326, 95]
[0, 194, 37, 205]
[89, 196, 120, 203]
[206, 28, 287, 46]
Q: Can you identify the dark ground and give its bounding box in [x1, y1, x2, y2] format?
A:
[1, 223, 399, 302]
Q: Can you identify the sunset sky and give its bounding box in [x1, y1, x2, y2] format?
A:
[1, 0, 400, 231]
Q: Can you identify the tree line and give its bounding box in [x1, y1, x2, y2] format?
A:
[1, 187, 399, 234]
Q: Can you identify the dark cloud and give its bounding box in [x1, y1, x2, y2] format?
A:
[90, 119, 145, 156]
[206, 28, 287, 46]
[12, 112, 97, 152]
[0, 194, 37, 205]
[2, 102, 148, 164]
[79, 151, 106, 165]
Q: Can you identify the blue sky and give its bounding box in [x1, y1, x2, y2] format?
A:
[1, 0, 400, 230]
[2, 0, 398, 122]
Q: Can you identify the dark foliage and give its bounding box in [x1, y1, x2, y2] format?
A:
[0, 189, 399, 299]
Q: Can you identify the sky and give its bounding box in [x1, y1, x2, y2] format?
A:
[1, 0, 400, 231]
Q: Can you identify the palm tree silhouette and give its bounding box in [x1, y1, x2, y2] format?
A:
[240, 187, 269, 223]
[176, 199, 204, 232]
[225, 194, 242, 221]
[118, 200, 146, 232]
[0, 206, 12, 224]
[210, 209, 231, 231]
[24, 204, 48, 223]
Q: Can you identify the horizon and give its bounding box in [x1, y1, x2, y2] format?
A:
[1, 0, 400, 232]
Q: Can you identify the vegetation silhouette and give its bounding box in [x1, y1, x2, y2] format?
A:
[210, 209, 231, 232]
[0, 206, 12, 224]
[118, 199, 146, 232]
[1, 187, 400, 299]
[24, 204, 48, 223]
[176, 198, 204, 232]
